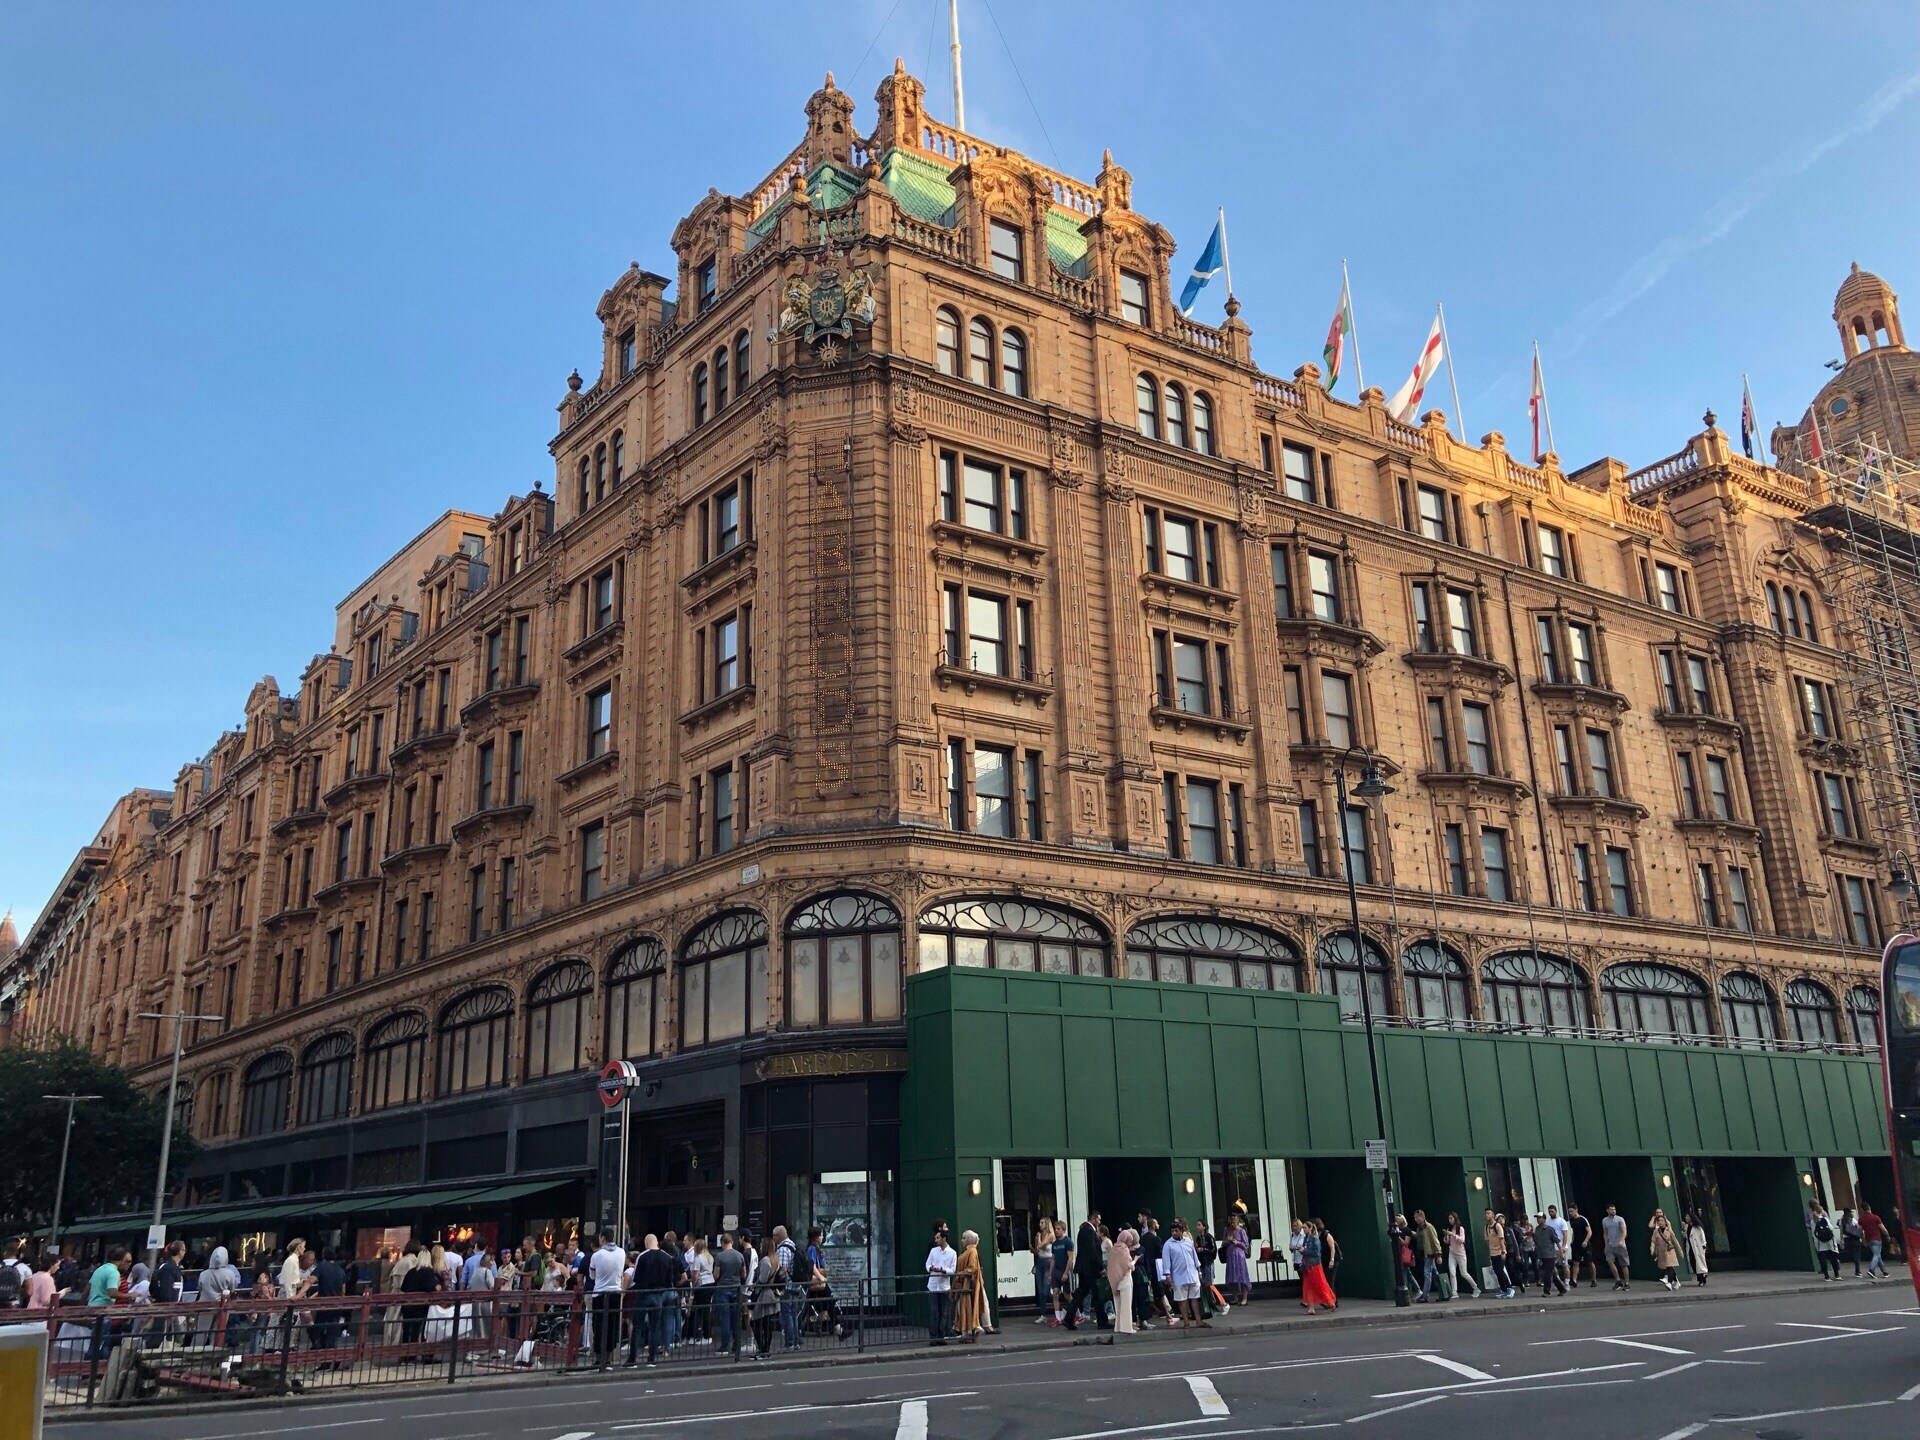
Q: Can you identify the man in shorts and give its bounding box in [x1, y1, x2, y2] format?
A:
[1566, 1204, 1596, 1287]
[1601, 1205, 1631, 1289]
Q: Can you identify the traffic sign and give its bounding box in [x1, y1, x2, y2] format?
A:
[598, 1060, 634, 1108]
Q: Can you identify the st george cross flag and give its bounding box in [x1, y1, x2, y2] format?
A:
[1178, 219, 1226, 316]
[1528, 347, 1548, 462]
[1322, 275, 1355, 391]
[1740, 377, 1758, 460]
[1387, 313, 1445, 423]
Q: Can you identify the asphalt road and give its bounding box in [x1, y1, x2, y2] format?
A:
[43, 1285, 1920, 1440]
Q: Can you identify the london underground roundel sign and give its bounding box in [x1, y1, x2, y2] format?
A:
[599, 1059, 634, 1108]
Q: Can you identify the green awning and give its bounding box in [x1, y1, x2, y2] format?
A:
[447, 1178, 576, 1206]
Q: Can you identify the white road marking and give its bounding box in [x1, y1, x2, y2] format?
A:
[1652, 1425, 1708, 1440]
[1455, 1376, 1640, 1396]
[1346, 1394, 1447, 1424]
[1778, 1321, 1877, 1332]
[610, 1393, 977, 1431]
[552, 1433, 595, 1440]
[1414, 1353, 1495, 1382]
[1531, 1324, 1745, 1346]
[1044, 1419, 1234, 1440]
[1136, 1350, 1423, 1382]
[1725, 1324, 1901, 1354]
[895, 1399, 928, 1440]
[1642, 1362, 1702, 1382]
[1591, 1337, 1692, 1355]
[1373, 1361, 1641, 1399]
[1187, 1376, 1231, 1416]
[1828, 1305, 1920, 1318]
[1902, 1380, 1920, 1401]
[1717, 1399, 1897, 1422]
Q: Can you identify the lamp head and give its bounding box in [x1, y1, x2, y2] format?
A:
[1355, 762, 1395, 800]
[1888, 866, 1914, 900]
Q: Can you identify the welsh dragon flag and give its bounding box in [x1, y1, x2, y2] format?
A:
[1322, 275, 1355, 391]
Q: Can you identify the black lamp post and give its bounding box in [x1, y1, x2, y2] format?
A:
[1333, 747, 1408, 1305]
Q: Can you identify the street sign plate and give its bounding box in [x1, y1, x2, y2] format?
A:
[146, 1224, 167, 1251]
[1364, 1139, 1388, 1171]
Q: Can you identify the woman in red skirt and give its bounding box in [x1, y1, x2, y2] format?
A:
[1298, 1219, 1337, 1314]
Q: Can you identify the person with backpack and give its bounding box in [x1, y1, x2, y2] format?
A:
[0, 1243, 27, 1308]
[1809, 1203, 1841, 1279]
[803, 1225, 845, 1339]
[1841, 1208, 1865, 1277]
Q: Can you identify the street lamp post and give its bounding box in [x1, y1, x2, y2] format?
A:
[1333, 747, 1407, 1306]
[139, 1010, 223, 1268]
[41, 1092, 101, 1256]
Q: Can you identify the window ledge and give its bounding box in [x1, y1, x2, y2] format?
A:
[382, 840, 452, 872]
[271, 808, 326, 839]
[1817, 833, 1883, 859]
[1530, 681, 1632, 714]
[1415, 769, 1530, 798]
[680, 540, 760, 596]
[678, 684, 757, 729]
[1675, 816, 1761, 841]
[322, 771, 390, 808]
[264, 905, 318, 929]
[1274, 616, 1384, 658]
[1796, 734, 1861, 767]
[557, 750, 619, 789]
[1544, 792, 1650, 821]
[450, 802, 535, 841]
[1401, 650, 1514, 686]
[313, 874, 381, 905]
[935, 662, 1054, 706]
[459, 682, 541, 726]
[1652, 707, 1742, 738]
[563, 620, 625, 667]
[1141, 572, 1238, 615]
[390, 729, 458, 768]
[930, 519, 1047, 569]
[1148, 701, 1249, 741]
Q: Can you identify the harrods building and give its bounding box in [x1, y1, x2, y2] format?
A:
[7, 65, 1915, 1296]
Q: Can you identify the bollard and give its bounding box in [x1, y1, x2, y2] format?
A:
[447, 1296, 464, 1385]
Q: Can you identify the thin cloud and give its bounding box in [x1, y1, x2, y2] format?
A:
[1556, 62, 1920, 357]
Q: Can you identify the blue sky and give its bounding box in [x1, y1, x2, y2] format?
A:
[4, 2, 1918, 929]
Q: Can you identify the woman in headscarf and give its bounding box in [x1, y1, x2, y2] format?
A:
[952, 1230, 985, 1340]
[1106, 1227, 1137, 1336]
[1222, 1208, 1252, 1307]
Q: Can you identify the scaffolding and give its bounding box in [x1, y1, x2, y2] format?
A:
[1802, 437, 1920, 882]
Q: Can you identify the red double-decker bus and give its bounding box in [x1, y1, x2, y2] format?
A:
[1881, 934, 1920, 1300]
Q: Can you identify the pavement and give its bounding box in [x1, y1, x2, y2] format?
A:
[40, 1272, 1920, 1439]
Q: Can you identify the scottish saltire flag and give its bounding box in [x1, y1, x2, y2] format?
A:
[1178, 220, 1226, 316]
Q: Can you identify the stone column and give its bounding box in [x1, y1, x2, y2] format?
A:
[1233, 476, 1299, 868]
[886, 377, 946, 825]
[1045, 425, 1105, 845]
[1097, 446, 1162, 852]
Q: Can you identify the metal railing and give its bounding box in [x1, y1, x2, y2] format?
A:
[31, 1276, 945, 1409]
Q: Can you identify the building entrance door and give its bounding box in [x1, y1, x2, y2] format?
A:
[993, 1158, 1062, 1301]
[632, 1106, 726, 1241]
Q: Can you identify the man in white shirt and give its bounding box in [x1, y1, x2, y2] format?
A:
[587, 1233, 628, 1370]
[924, 1220, 957, 1346]
[1161, 1219, 1205, 1329]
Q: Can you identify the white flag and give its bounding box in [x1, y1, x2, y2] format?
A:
[1529, 347, 1547, 462]
[1387, 313, 1445, 423]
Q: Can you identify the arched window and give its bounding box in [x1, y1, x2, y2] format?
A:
[693, 363, 709, 426]
[1797, 590, 1818, 643]
[734, 329, 751, 395]
[577, 456, 591, 514]
[1164, 382, 1188, 448]
[935, 307, 961, 376]
[240, 1051, 291, 1137]
[1192, 392, 1215, 456]
[1000, 328, 1028, 398]
[1764, 582, 1784, 633]
[1136, 373, 1161, 438]
[437, 987, 513, 1096]
[525, 959, 593, 1080]
[917, 896, 1109, 976]
[1123, 916, 1301, 991]
[1785, 588, 1803, 638]
[297, 1032, 354, 1125]
[605, 937, 667, 1061]
[1600, 963, 1710, 1037]
[1482, 952, 1590, 1030]
[1402, 942, 1471, 1026]
[1718, 972, 1777, 1045]
[1314, 933, 1392, 1021]
[1785, 978, 1840, 1046]
[967, 317, 995, 386]
[593, 444, 606, 502]
[787, 892, 903, 1027]
[1847, 984, 1881, 1047]
[362, 1012, 426, 1112]
[680, 910, 769, 1048]
[611, 429, 625, 486]
[713, 346, 729, 412]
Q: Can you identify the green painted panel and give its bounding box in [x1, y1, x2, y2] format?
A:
[1592, 1047, 1637, 1149]
[1258, 1027, 1315, 1154]
[1725, 1057, 1762, 1152]
[1341, 1032, 1379, 1146]
[1461, 1041, 1510, 1155]
[954, 1012, 1012, 1152]
[1563, 1046, 1608, 1152]
[1774, 1056, 1812, 1150]
[1656, 1050, 1700, 1152]
[1384, 1033, 1435, 1152]
[1814, 1061, 1861, 1156]
[1624, 1049, 1673, 1153]
[1061, 1016, 1121, 1153]
[1685, 1052, 1731, 1153]
[1496, 1043, 1544, 1152]
[1214, 1024, 1265, 1152]
[1166, 1023, 1220, 1151]
[1114, 1019, 1172, 1150]
[1847, 1063, 1886, 1148]
[1008, 1012, 1069, 1154]
[1426, 1038, 1474, 1155]
[1528, 1042, 1577, 1153]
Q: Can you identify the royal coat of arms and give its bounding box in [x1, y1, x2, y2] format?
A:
[775, 266, 877, 347]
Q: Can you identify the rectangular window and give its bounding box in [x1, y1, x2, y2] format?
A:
[1308, 551, 1341, 622]
[1696, 863, 1720, 927]
[1119, 269, 1149, 325]
[360, 809, 374, 875]
[1686, 654, 1713, 714]
[506, 731, 524, 804]
[1606, 846, 1634, 916]
[1298, 801, 1323, 876]
[1706, 754, 1733, 819]
[1482, 828, 1512, 901]
[1281, 442, 1317, 504]
[393, 898, 409, 969]
[1536, 616, 1561, 680]
[468, 865, 486, 942]
[1657, 650, 1682, 710]
[1654, 562, 1684, 613]
[1842, 874, 1877, 947]
[410, 678, 427, 737]
[417, 892, 434, 962]
[1585, 729, 1615, 797]
[1572, 844, 1597, 910]
[713, 480, 744, 557]
[696, 258, 717, 312]
[1567, 623, 1596, 684]
[974, 744, 1013, 837]
[1444, 823, 1469, 895]
[1801, 678, 1836, 737]
[592, 567, 616, 631]
[1159, 512, 1199, 582]
[1282, 667, 1305, 744]
[968, 592, 1008, 675]
[947, 737, 966, 830]
[476, 740, 495, 810]
[1341, 805, 1373, 884]
[1462, 702, 1494, 774]
[618, 328, 636, 378]
[1271, 546, 1294, 618]
[436, 669, 451, 730]
[512, 615, 530, 685]
[1426, 696, 1451, 769]
[1414, 584, 1438, 652]
[1416, 484, 1450, 542]
[334, 821, 351, 884]
[484, 628, 503, 691]
[1227, 782, 1247, 866]
[1677, 751, 1700, 817]
[1728, 867, 1755, 932]
[1322, 671, 1355, 748]
[326, 928, 342, 992]
[427, 776, 441, 842]
[711, 765, 735, 855]
[1537, 524, 1568, 577]
[498, 856, 516, 932]
[581, 820, 606, 901]
[344, 726, 360, 780]
[1016, 600, 1035, 679]
[1260, 433, 1275, 474]
[1446, 588, 1478, 655]
[989, 219, 1024, 281]
[1174, 637, 1209, 713]
[1163, 774, 1182, 860]
[586, 684, 613, 759]
[1821, 773, 1854, 837]
[1023, 750, 1043, 841]
[1186, 779, 1222, 864]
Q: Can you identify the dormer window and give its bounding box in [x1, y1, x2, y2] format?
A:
[696, 258, 718, 313]
[989, 220, 1024, 282]
[1119, 269, 1149, 325]
[618, 328, 636, 378]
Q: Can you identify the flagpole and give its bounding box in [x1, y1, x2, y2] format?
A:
[1535, 340, 1557, 456]
[1438, 303, 1466, 436]
[1344, 259, 1365, 390]
[1218, 207, 1232, 299]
